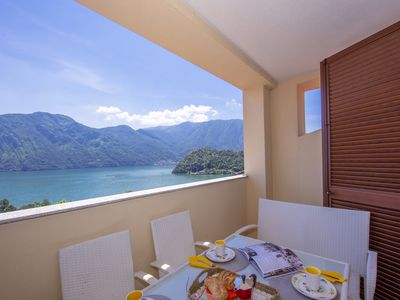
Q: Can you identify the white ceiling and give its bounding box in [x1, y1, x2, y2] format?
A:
[185, 0, 400, 82]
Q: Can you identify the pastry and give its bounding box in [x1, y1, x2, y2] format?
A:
[205, 274, 228, 300]
[204, 271, 236, 300]
[219, 270, 236, 290]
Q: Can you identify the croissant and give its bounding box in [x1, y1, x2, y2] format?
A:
[218, 271, 236, 290]
[205, 274, 228, 300]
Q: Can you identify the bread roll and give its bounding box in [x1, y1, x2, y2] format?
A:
[205, 274, 228, 300]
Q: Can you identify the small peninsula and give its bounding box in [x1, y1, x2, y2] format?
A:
[172, 148, 244, 175]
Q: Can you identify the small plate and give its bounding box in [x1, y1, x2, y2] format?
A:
[205, 247, 236, 263]
[291, 273, 337, 300]
[143, 296, 171, 300]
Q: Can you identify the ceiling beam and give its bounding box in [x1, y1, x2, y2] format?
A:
[76, 0, 276, 90]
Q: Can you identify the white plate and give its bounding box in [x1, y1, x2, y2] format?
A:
[291, 273, 337, 300]
[205, 247, 236, 263]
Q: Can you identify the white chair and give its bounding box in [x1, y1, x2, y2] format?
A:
[59, 230, 157, 300]
[150, 210, 211, 276]
[235, 199, 377, 300]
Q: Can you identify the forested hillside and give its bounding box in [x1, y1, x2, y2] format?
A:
[0, 112, 243, 171]
[172, 148, 244, 175]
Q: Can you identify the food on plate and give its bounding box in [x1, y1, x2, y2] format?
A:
[220, 270, 236, 290]
[205, 275, 228, 300]
[204, 270, 236, 300]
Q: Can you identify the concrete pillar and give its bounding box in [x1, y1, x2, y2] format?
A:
[243, 85, 272, 224]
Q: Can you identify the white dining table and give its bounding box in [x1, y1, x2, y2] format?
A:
[143, 234, 350, 300]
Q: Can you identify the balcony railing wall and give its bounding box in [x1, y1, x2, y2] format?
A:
[0, 176, 246, 300]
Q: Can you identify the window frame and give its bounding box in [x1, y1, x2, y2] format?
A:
[297, 78, 321, 136]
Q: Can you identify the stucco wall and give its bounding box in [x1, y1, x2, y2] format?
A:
[0, 177, 246, 300]
[270, 71, 323, 205]
[243, 86, 272, 224]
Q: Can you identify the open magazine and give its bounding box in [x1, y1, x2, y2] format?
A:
[239, 242, 304, 278]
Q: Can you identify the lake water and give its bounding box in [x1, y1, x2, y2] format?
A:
[0, 166, 227, 207]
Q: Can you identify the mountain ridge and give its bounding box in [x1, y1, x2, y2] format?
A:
[0, 112, 243, 171]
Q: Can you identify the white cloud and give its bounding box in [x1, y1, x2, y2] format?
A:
[96, 106, 122, 114]
[225, 98, 242, 109]
[96, 105, 218, 127]
[56, 61, 117, 94]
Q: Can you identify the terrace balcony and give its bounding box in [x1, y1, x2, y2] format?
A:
[0, 1, 399, 300]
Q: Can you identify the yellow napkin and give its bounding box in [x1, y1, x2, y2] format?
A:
[301, 269, 347, 283]
[321, 270, 347, 283]
[189, 255, 216, 269]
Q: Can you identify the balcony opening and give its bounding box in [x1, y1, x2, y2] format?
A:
[0, 0, 243, 214]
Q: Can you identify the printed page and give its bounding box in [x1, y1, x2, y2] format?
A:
[239, 243, 304, 278]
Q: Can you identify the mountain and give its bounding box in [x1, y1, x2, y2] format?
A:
[0, 112, 243, 171]
[0, 112, 174, 171]
[172, 148, 244, 175]
[138, 119, 243, 156]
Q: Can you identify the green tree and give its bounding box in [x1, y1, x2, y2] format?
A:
[172, 148, 244, 175]
[0, 198, 69, 214]
[0, 199, 17, 212]
[19, 199, 51, 210]
[4, 204, 17, 212]
[0, 198, 10, 212]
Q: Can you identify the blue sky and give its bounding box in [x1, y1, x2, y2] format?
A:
[0, 0, 242, 129]
[304, 88, 322, 133]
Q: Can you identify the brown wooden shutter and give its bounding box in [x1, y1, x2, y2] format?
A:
[321, 21, 400, 300]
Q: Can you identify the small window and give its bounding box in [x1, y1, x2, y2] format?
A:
[298, 79, 321, 136]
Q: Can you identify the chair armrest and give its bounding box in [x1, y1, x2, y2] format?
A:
[134, 271, 159, 285]
[150, 260, 175, 274]
[234, 224, 258, 235]
[194, 241, 213, 248]
[365, 250, 378, 300]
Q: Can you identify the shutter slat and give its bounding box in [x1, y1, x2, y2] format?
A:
[328, 30, 399, 72]
[332, 174, 400, 184]
[329, 77, 400, 108]
[329, 41, 400, 77]
[333, 170, 400, 179]
[331, 179, 399, 190]
[332, 166, 400, 174]
[331, 136, 400, 147]
[370, 228, 400, 243]
[330, 131, 400, 143]
[330, 116, 400, 134]
[377, 280, 400, 297]
[372, 234, 400, 249]
[332, 161, 400, 167]
[329, 70, 400, 99]
[331, 157, 400, 163]
[331, 143, 400, 154]
[330, 103, 400, 123]
[373, 287, 398, 300]
[330, 87, 400, 111]
[330, 198, 400, 219]
[329, 48, 400, 84]
[376, 267, 400, 285]
[331, 152, 400, 159]
[377, 252, 400, 268]
[329, 53, 400, 84]
[329, 60, 400, 95]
